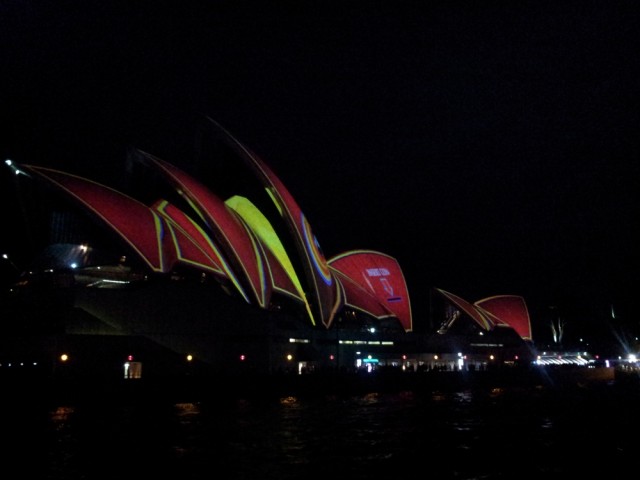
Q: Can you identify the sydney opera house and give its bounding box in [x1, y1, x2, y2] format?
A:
[1, 118, 534, 385]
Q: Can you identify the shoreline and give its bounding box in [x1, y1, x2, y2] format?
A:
[1, 365, 618, 406]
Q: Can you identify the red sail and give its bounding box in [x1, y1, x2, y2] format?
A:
[136, 152, 272, 308]
[475, 295, 533, 341]
[435, 288, 494, 331]
[331, 268, 395, 320]
[329, 250, 413, 332]
[21, 166, 176, 273]
[152, 200, 235, 280]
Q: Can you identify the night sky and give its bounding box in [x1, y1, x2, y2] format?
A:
[2, 1, 638, 346]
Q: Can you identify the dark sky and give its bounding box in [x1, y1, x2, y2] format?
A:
[2, 0, 639, 342]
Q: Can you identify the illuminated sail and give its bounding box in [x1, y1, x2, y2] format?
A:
[152, 199, 241, 284]
[19, 165, 176, 273]
[474, 295, 533, 341]
[225, 195, 308, 308]
[203, 118, 342, 327]
[329, 250, 413, 331]
[435, 288, 494, 331]
[330, 268, 396, 320]
[132, 151, 271, 308]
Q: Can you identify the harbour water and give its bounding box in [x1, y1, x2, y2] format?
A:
[3, 368, 638, 480]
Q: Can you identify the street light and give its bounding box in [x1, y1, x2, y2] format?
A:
[5, 159, 24, 175]
[1, 253, 19, 272]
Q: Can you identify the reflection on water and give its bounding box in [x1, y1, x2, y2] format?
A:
[3, 382, 639, 479]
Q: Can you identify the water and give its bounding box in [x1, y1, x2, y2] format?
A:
[3, 377, 638, 480]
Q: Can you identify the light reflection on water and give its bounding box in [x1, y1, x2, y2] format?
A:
[3, 382, 638, 479]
